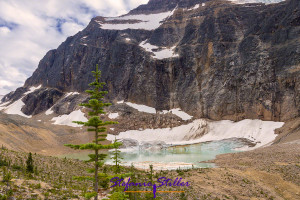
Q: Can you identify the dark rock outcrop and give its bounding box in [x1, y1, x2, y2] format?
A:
[108, 104, 187, 133]
[21, 88, 64, 116]
[3, 0, 300, 121]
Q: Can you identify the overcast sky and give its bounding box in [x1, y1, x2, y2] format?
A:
[0, 0, 149, 95]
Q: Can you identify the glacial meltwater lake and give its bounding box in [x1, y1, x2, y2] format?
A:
[59, 138, 248, 170]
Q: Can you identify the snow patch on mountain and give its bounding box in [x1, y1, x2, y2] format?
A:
[126, 102, 156, 114]
[65, 92, 80, 98]
[0, 85, 42, 118]
[230, 0, 285, 4]
[45, 107, 54, 115]
[162, 108, 193, 121]
[108, 112, 119, 119]
[0, 99, 31, 118]
[97, 9, 175, 30]
[107, 119, 284, 150]
[51, 110, 87, 127]
[24, 85, 41, 95]
[188, 4, 200, 10]
[125, 102, 192, 120]
[139, 41, 178, 59]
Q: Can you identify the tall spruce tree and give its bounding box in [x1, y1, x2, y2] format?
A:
[65, 64, 118, 200]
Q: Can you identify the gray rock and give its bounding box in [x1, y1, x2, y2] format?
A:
[2, 0, 300, 122]
[140, 141, 168, 151]
[21, 88, 64, 115]
[120, 138, 139, 148]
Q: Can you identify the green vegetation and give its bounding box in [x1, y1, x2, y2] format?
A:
[64, 64, 119, 200]
[26, 152, 34, 173]
[108, 188, 129, 200]
[0, 149, 97, 199]
[111, 137, 123, 174]
[1, 147, 287, 200]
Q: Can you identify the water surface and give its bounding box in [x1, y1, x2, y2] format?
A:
[59, 138, 246, 170]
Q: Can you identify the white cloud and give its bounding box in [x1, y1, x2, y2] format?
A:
[0, 27, 10, 35]
[0, 0, 149, 95]
[61, 22, 84, 36]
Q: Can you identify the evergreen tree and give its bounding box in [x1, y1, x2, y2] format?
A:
[26, 152, 34, 173]
[128, 164, 139, 200]
[149, 164, 154, 184]
[65, 64, 119, 200]
[144, 164, 156, 199]
[109, 141, 132, 200]
[111, 137, 123, 174]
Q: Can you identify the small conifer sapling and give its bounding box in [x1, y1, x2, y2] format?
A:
[26, 152, 34, 173]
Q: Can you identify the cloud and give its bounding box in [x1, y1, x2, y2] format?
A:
[0, 0, 149, 95]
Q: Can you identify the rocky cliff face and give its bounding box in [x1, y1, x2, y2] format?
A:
[1, 0, 300, 122]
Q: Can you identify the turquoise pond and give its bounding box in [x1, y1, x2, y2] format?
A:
[58, 139, 247, 170]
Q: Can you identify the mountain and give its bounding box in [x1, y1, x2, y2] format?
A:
[1, 0, 299, 122]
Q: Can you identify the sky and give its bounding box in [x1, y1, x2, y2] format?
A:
[0, 0, 149, 95]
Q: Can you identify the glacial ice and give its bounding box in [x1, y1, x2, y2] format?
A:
[107, 119, 284, 150]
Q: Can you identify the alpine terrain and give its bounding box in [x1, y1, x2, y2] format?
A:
[0, 0, 299, 199]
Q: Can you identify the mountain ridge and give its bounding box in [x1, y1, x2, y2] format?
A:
[1, 0, 299, 122]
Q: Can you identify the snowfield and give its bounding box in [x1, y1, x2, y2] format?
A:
[45, 107, 54, 115]
[95, 0, 285, 31]
[108, 112, 119, 119]
[1, 98, 31, 118]
[24, 85, 41, 95]
[65, 92, 80, 98]
[51, 110, 88, 127]
[139, 41, 179, 59]
[125, 102, 156, 114]
[0, 85, 41, 118]
[96, 9, 175, 30]
[107, 119, 284, 150]
[187, 4, 200, 10]
[125, 102, 193, 120]
[230, 0, 285, 4]
[161, 108, 193, 121]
